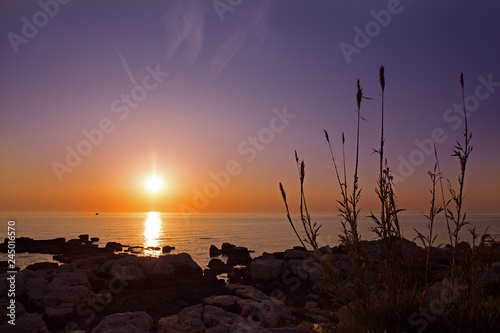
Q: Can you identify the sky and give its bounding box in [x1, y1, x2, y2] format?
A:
[1, 0, 499, 214]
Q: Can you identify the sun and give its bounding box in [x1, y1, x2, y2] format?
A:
[145, 176, 163, 193]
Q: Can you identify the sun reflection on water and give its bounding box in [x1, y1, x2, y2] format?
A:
[143, 211, 163, 249]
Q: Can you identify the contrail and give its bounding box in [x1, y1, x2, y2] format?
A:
[0, 136, 51, 164]
[117, 49, 138, 86]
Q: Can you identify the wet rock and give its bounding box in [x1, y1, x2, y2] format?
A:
[91, 311, 153, 333]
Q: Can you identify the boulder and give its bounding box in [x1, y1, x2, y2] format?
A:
[208, 258, 230, 274]
[491, 261, 500, 275]
[227, 246, 251, 266]
[91, 311, 153, 333]
[162, 245, 175, 253]
[24, 272, 95, 325]
[0, 311, 49, 333]
[178, 303, 203, 327]
[163, 253, 203, 278]
[135, 257, 175, 278]
[284, 247, 311, 260]
[204, 295, 242, 309]
[209, 244, 222, 257]
[221, 242, 236, 255]
[25, 262, 59, 272]
[78, 234, 89, 242]
[97, 259, 145, 287]
[157, 314, 194, 332]
[251, 258, 284, 281]
[105, 242, 122, 252]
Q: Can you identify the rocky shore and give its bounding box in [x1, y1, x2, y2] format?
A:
[1, 236, 500, 332]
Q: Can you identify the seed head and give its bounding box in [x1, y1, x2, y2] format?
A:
[356, 79, 362, 110]
[324, 129, 330, 143]
[379, 66, 385, 92]
[460, 72, 464, 89]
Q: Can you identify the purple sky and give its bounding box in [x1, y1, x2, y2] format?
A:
[1, 0, 499, 213]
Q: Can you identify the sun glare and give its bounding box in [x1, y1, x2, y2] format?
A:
[145, 176, 163, 193]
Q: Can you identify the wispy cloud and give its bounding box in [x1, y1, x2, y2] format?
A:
[161, 0, 277, 80]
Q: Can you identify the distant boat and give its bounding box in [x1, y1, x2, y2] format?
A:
[95, 213, 99, 215]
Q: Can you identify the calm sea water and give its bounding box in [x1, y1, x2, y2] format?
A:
[1, 212, 499, 269]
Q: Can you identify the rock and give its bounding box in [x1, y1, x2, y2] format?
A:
[208, 258, 230, 274]
[202, 305, 237, 327]
[91, 237, 100, 242]
[304, 301, 318, 312]
[178, 303, 203, 327]
[24, 272, 95, 325]
[204, 295, 242, 309]
[221, 242, 236, 255]
[456, 241, 471, 253]
[162, 245, 175, 253]
[0, 311, 49, 333]
[287, 259, 318, 281]
[209, 244, 222, 257]
[157, 315, 195, 333]
[228, 270, 242, 283]
[491, 261, 500, 274]
[78, 234, 89, 242]
[91, 311, 153, 333]
[105, 242, 122, 252]
[136, 257, 175, 278]
[128, 246, 144, 254]
[24, 262, 59, 272]
[163, 253, 203, 278]
[227, 246, 251, 266]
[284, 247, 311, 260]
[251, 258, 284, 281]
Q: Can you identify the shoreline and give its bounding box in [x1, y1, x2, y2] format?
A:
[1, 236, 500, 332]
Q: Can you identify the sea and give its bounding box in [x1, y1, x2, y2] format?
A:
[1, 212, 499, 269]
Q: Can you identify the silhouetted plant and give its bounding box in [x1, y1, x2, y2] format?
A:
[447, 73, 473, 281]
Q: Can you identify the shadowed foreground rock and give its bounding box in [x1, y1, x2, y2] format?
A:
[1, 237, 499, 332]
[91, 311, 153, 333]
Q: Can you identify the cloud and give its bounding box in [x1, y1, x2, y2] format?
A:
[161, 0, 277, 80]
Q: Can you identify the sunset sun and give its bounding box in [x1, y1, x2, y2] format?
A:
[145, 176, 163, 193]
